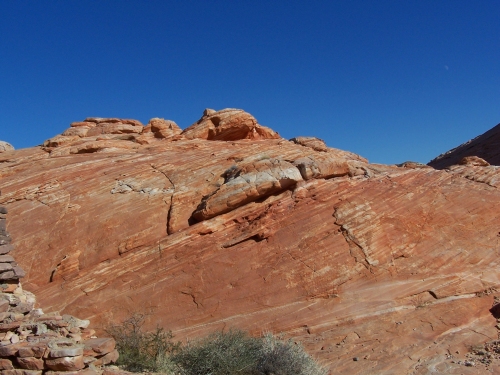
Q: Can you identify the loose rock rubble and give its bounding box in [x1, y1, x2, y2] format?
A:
[0, 200, 117, 375]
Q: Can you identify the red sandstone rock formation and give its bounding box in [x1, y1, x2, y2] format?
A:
[182, 108, 281, 141]
[0, 203, 117, 375]
[1, 111, 500, 373]
[428, 122, 500, 169]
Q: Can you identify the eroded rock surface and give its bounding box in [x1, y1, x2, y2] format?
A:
[0, 142, 14, 153]
[182, 108, 281, 141]
[0, 202, 117, 375]
[428, 122, 500, 168]
[1, 112, 500, 374]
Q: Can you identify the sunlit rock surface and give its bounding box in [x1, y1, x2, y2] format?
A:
[1, 111, 500, 374]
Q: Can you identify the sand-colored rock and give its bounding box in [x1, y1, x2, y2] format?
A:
[1, 112, 500, 373]
[0, 141, 15, 153]
[44, 355, 85, 371]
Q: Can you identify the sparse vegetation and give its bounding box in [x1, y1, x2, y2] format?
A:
[107, 315, 326, 375]
[173, 329, 261, 375]
[106, 313, 179, 373]
[173, 330, 327, 375]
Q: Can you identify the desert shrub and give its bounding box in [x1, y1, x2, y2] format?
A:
[173, 329, 261, 375]
[255, 334, 327, 375]
[173, 330, 326, 375]
[107, 315, 325, 375]
[106, 313, 179, 373]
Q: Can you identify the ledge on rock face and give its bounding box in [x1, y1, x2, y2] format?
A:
[182, 108, 281, 141]
[293, 154, 363, 180]
[396, 161, 433, 169]
[0, 142, 15, 153]
[290, 137, 328, 152]
[192, 158, 302, 221]
[459, 155, 490, 167]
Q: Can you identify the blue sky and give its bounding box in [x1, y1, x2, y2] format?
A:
[1, 1, 499, 164]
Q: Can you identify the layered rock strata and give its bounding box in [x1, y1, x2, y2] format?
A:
[428, 122, 500, 168]
[0, 202, 117, 375]
[2, 111, 500, 373]
[182, 108, 280, 141]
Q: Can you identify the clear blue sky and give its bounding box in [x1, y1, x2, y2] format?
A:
[1, 1, 499, 164]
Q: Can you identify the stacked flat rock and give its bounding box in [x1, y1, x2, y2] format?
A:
[0, 204, 118, 375]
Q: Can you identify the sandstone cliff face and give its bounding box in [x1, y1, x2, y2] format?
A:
[0, 203, 117, 374]
[428, 122, 500, 169]
[1, 111, 500, 374]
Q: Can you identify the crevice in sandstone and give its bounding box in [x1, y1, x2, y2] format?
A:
[286, 251, 316, 273]
[150, 164, 176, 235]
[337, 228, 367, 268]
[222, 234, 262, 248]
[468, 328, 495, 340]
[333, 208, 374, 269]
[181, 291, 200, 309]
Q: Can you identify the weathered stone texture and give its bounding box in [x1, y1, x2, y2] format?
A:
[182, 108, 281, 141]
[1, 111, 500, 373]
[0, 203, 117, 374]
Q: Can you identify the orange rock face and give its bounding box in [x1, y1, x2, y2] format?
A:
[1, 112, 500, 373]
[182, 108, 281, 141]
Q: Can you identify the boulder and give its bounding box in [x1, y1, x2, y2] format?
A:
[148, 118, 182, 139]
[182, 108, 281, 141]
[192, 158, 303, 220]
[459, 155, 490, 166]
[0, 142, 15, 153]
[290, 136, 328, 152]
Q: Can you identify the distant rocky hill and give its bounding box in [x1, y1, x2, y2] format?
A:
[428, 122, 500, 169]
[1, 109, 500, 374]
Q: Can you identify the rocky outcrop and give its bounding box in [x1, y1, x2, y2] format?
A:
[290, 136, 328, 152]
[0, 142, 14, 153]
[428, 122, 500, 169]
[182, 108, 281, 141]
[0, 202, 117, 374]
[146, 118, 182, 139]
[192, 158, 303, 221]
[2, 111, 500, 374]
